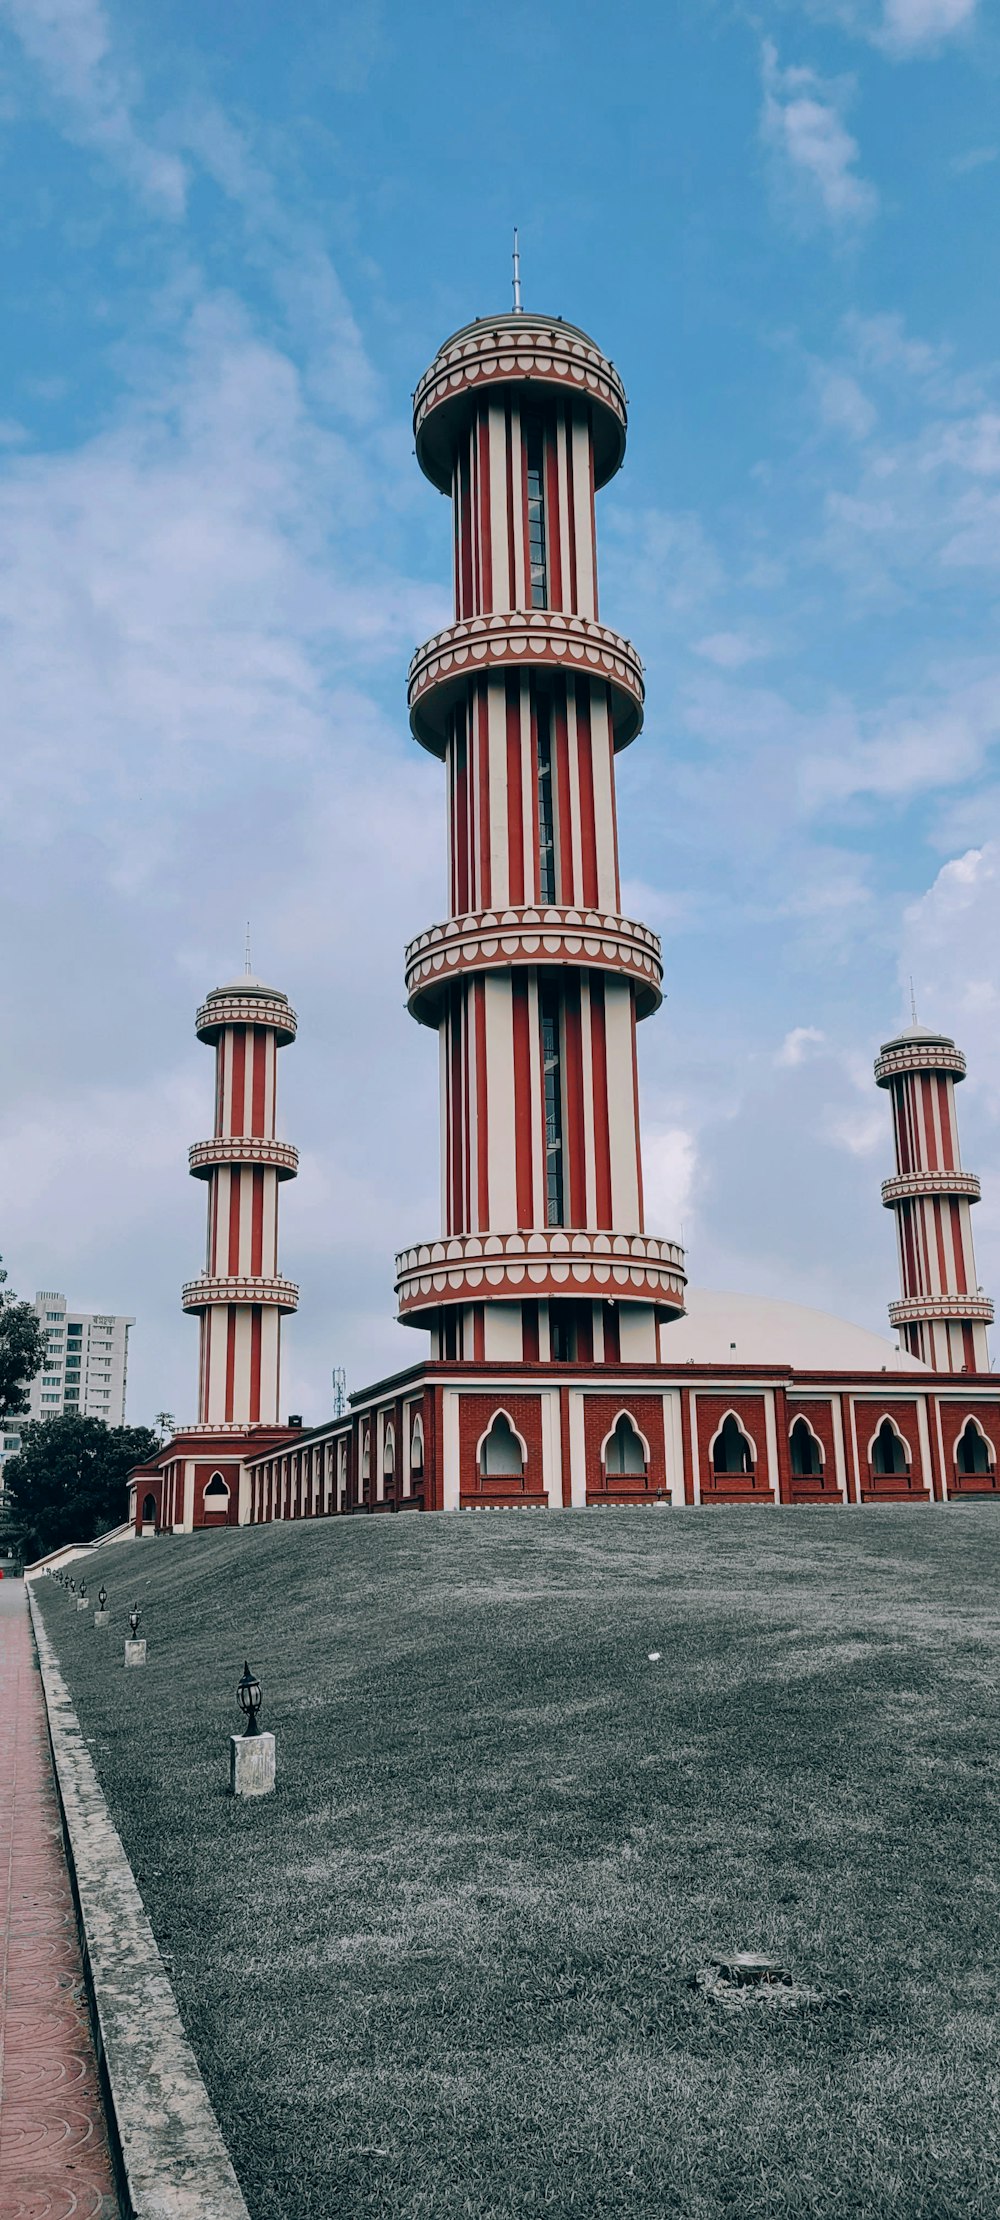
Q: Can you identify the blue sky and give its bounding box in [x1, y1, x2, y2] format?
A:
[2, 0, 1000, 1422]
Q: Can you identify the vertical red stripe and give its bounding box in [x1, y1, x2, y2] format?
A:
[921, 1075, 939, 1169]
[209, 1172, 219, 1272]
[505, 403, 516, 608]
[477, 690, 491, 907]
[473, 1306, 485, 1360]
[449, 997, 463, 1234]
[630, 996, 645, 1230]
[575, 688, 599, 907]
[475, 977, 489, 1230]
[522, 1300, 539, 1361]
[227, 1171, 242, 1275]
[604, 689, 622, 906]
[215, 1041, 224, 1135]
[512, 975, 534, 1225]
[478, 405, 492, 611]
[590, 977, 613, 1228]
[459, 439, 474, 617]
[933, 1197, 949, 1294]
[463, 992, 472, 1234]
[224, 1312, 236, 1424]
[251, 1167, 264, 1274]
[563, 979, 586, 1226]
[602, 1302, 620, 1363]
[938, 1075, 955, 1169]
[249, 1307, 262, 1423]
[566, 402, 579, 613]
[506, 676, 524, 904]
[251, 1028, 266, 1137]
[529, 682, 540, 902]
[554, 684, 572, 904]
[230, 1027, 247, 1138]
[454, 708, 469, 914]
[963, 1323, 976, 1370]
[950, 1197, 968, 1293]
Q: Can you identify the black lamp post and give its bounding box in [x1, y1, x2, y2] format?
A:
[236, 1661, 262, 1737]
[69, 1577, 76, 1594]
[79, 1581, 87, 1603]
[128, 1604, 141, 1640]
[98, 1586, 107, 1612]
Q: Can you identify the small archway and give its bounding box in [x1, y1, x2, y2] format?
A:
[956, 1417, 995, 1476]
[361, 1427, 371, 1499]
[410, 1414, 425, 1484]
[870, 1418, 909, 1476]
[711, 1412, 755, 1476]
[789, 1417, 823, 1478]
[478, 1412, 527, 1479]
[140, 1492, 156, 1526]
[602, 1413, 648, 1475]
[383, 1422, 395, 1492]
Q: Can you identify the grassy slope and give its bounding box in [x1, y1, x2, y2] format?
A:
[34, 1511, 1000, 2220]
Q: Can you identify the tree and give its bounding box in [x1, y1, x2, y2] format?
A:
[0, 1256, 45, 1423]
[3, 1413, 161, 1560]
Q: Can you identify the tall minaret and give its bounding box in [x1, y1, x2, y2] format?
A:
[182, 978, 299, 1423]
[875, 1022, 993, 1371]
[395, 305, 686, 1365]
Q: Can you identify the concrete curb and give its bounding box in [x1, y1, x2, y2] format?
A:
[28, 1585, 252, 2220]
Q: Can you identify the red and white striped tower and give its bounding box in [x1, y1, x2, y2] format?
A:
[182, 978, 299, 1423]
[875, 1023, 993, 1371]
[395, 305, 686, 1365]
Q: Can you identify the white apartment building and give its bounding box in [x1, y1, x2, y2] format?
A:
[0, 1293, 134, 1501]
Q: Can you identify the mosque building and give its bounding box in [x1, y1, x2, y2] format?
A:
[128, 292, 999, 1532]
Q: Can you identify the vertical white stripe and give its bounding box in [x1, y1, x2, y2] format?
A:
[579, 975, 598, 1230]
[527, 974, 546, 1229]
[590, 694, 618, 908]
[510, 409, 526, 607]
[763, 1393, 780, 1503]
[568, 1390, 587, 1507]
[487, 680, 509, 907]
[603, 978, 641, 1230]
[442, 1389, 460, 1511]
[556, 405, 573, 615]
[488, 403, 509, 611]
[484, 973, 517, 1228]
[571, 405, 596, 618]
[565, 686, 583, 908]
[520, 679, 534, 904]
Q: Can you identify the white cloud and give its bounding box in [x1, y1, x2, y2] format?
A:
[878, 0, 977, 54]
[643, 1128, 697, 1238]
[761, 41, 877, 229]
[951, 144, 997, 174]
[693, 630, 771, 668]
[815, 367, 877, 441]
[776, 1026, 826, 1066]
[0, 0, 187, 212]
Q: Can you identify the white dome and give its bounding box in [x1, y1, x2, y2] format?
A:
[662, 1286, 927, 1372]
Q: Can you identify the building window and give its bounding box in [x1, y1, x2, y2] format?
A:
[141, 1493, 156, 1524]
[956, 1419, 992, 1476]
[712, 1414, 754, 1475]
[204, 1472, 230, 1500]
[604, 1414, 647, 1475]
[383, 1423, 395, 1490]
[525, 420, 547, 608]
[789, 1418, 822, 1478]
[361, 1427, 371, 1497]
[410, 1415, 424, 1480]
[540, 985, 564, 1228]
[871, 1419, 908, 1476]
[536, 699, 556, 903]
[480, 1413, 526, 1479]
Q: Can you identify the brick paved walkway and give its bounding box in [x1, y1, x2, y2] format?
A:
[0, 1581, 119, 2220]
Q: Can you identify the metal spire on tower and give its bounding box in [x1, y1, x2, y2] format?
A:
[512, 228, 522, 312]
[245, 921, 253, 976]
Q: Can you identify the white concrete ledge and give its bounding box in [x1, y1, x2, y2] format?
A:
[28, 1586, 252, 2220]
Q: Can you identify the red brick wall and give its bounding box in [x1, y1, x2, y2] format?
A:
[856, 1401, 925, 1493]
[696, 1394, 771, 1498]
[193, 1460, 241, 1526]
[458, 1394, 545, 1499]
[941, 1402, 1000, 1490]
[583, 1396, 666, 1495]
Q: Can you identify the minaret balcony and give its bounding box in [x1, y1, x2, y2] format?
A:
[181, 1274, 299, 1314]
[196, 989, 297, 1045]
[188, 1137, 299, 1180]
[881, 1169, 981, 1208]
[889, 1292, 994, 1327]
[413, 313, 627, 493]
[874, 1039, 965, 1085]
[408, 611, 644, 756]
[405, 906, 663, 1025]
[395, 1229, 686, 1323]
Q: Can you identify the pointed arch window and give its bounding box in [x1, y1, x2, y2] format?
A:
[480, 1413, 526, 1479]
[604, 1414, 647, 1475]
[789, 1418, 822, 1478]
[871, 1419, 908, 1476]
[204, 1471, 230, 1499]
[410, 1414, 425, 1479]
[956, 1418, 993, 1476]
[361, 1427, 371, 1498]
[712, 1413, 754, 1476]
[383, 1422, 395, 1485]
[141, 1493, 156, 1524]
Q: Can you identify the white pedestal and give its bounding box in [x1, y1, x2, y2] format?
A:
[230, 1732, 275, 1797]
[124, 1638, 147, 1667]
[76, 1597, 89, 1612]
[94, 1611, 109, 1627]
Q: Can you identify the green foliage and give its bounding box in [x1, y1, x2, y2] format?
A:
[4, 1412, 160, 1558]
[0, 1254, 45, 1422]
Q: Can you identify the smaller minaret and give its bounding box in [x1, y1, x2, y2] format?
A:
[875, 1020, 993, 1371]
[182, 976, 299, 1424]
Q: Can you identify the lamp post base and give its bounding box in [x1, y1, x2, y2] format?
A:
[94, 1610, 109, 1628]
[76, 1597, 89, 1612]
[124, 1639, 147, 1667]
[230, 1732, 275, 1797]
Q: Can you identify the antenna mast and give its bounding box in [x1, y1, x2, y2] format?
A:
[512, 227, 522, 312]
[245, 921, 252, 977]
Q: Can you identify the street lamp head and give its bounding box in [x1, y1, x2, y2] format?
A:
[236, 1660, 262, 1737]
[69, 1577, 76, 1594]
[98, 1587, 107, 1612]
[128, 1604, 141, 1640]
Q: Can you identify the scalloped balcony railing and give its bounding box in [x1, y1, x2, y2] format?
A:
[196, 992, 297, 1045]
[407, 611, 644, 756]
[888, 1292, 994, 1326]
[405, 906, 663, 1024]
[181, 1274, 300, 1314]
[188, 1137, 300, 1180]
[881, 1169, 980, 1207]
[413, 313, 627, 492]
[395, 1229, 686, 1322]
[874, 1041, 965, 1085]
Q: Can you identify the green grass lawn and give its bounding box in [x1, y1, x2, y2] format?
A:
[34, 1510, 1000, 2220]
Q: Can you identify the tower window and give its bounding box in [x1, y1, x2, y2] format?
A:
[540, 985, 564, 1228]
[536, 700, 556, 903]
[525, 421, 547, 608]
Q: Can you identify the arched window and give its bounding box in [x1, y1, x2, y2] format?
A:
[479, 1413, 526, 1478]
[956, 1419, 993, 1475]
[712, 1413, 754, 1475]
[383, 1423, 395, 1486]
[361, 1428, 371, 1487]
[871, 1419, 908, 1475]
[204, 1472, 229, 1499]
[141, 1492, 156, 1524]
[410, 1415, 425, 1479]
[789, 1418, 822, 1478]
[603, 1414, 647, 1475]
